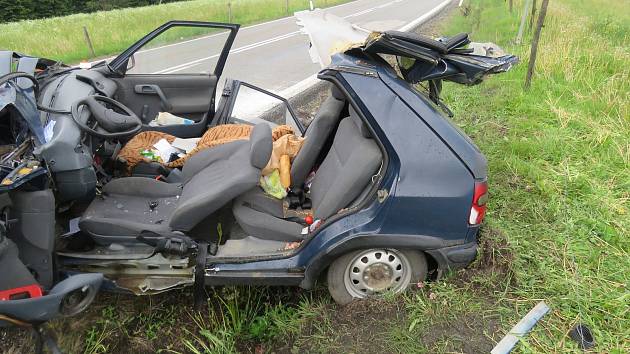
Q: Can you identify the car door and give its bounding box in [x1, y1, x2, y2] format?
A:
[213, 80, 305, 136]
[108, 21, 239, 138]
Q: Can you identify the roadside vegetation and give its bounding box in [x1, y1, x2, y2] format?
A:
[0, 0, 188, 23]
[0, 0, 350, 64]
[402, 0, 629, 351]
[2, 0, 627, 353]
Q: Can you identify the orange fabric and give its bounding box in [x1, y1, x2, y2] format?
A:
[118, 124, 295, 172]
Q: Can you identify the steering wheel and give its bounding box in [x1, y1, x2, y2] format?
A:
[70, 95, 142, 139]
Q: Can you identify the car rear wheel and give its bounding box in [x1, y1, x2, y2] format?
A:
[327, 249, 427, 305]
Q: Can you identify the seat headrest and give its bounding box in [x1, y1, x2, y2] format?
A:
[249, 123, 273, 169]
[349, 106, 372, 138]
[330, 85, 345, 100]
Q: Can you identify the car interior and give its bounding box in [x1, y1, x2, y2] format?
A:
[2, 22, 386, 260]
[62, 82, 384, 259]
[0, 21, 384, 261]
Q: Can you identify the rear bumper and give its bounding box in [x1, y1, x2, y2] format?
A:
[426, 241, 478, 278]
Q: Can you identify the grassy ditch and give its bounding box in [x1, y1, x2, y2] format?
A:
[402, 0, 629, 352]
[0, 0, 351, 64]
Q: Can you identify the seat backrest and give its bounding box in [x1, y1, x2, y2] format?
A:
[290, 86, 345, 189]
[310, 107, 382, 220]
[169, 123, 272, 231]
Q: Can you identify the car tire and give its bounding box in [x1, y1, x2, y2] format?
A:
[327, 249, 427, 305]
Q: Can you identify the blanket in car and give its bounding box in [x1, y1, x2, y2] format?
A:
[118, 123, 300, 172]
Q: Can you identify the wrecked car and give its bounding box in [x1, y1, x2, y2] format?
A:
[0, 15, 516, 330]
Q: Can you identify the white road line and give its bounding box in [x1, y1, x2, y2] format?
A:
[139, 0, 367, 55]
[88, 0, 369, 65]
[153, 31, 300, 74]
[154, 0, 404, 74]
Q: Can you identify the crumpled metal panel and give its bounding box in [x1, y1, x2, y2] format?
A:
[0, 51, 45, 145]
[68, 253, 195, 295]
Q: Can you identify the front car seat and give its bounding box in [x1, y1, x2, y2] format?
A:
[233, 107, 382, 241]
[79, 123, 273, 245]
[289, 85, 346, 189]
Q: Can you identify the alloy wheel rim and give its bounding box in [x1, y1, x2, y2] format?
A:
[343, 249, 411, 298]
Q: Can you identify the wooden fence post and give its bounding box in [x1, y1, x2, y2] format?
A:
[82, 26, 96, 58]
[286, 0, 289, 15]
[529, 0, 537, 30]
[516, 0, 533, 44]
[228, 2, 232, 23]
[525, 0, 550, 88]
[509, 0, 513, 13]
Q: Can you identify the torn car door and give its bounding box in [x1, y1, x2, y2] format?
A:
[109, 21, 239, 137]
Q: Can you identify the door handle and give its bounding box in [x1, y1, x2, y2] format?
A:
[134, 84, 173, 112]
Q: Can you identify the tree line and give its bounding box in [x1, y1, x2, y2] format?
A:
[0, 0, 187, 23]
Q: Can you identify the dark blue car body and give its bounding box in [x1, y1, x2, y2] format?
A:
[206, 52, 485, 288]
[1, 22, 513, 327]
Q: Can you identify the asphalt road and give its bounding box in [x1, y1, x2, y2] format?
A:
[128, 0, 447, 95]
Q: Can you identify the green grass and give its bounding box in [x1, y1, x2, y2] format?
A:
[181, 287, 322, 353]
[398, 0, 629, 352]
[0, 0, 352, 64]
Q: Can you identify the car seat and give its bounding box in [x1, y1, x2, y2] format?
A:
[79, 123, 273, 245]
[289, 85, 346, 189]
[232, 107, 382, 241]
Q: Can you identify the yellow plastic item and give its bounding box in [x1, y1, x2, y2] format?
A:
[260, 170, 287, 199]
[279, 155, 291, 188]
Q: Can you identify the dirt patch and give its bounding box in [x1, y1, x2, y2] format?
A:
[268, 298, 408, 354]
[452, 225, 515, 290]
[326, 300, 407, 351]
[0, 291, 200, 354]
[1, 326, 33, 354]
[418, 312, 502, 353]
[408, 226, 514, 353]
[473, 226, 513, 274]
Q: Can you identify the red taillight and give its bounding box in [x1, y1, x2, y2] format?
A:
[469, 180, 488, 225]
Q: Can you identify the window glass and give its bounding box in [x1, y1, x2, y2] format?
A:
[230, 84, 302, 136]
[126, 26, 227, 75]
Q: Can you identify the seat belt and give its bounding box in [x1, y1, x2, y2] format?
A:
[287, 188, 312, 210]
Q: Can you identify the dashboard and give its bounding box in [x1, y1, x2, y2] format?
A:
[34, 68, 117, 201]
